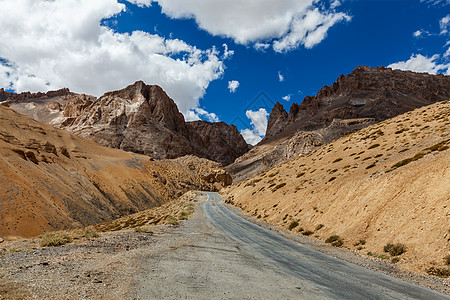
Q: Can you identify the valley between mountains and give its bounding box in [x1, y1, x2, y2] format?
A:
[0, 66, 449, 299]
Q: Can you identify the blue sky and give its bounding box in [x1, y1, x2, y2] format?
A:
[0, 0, 449, 144]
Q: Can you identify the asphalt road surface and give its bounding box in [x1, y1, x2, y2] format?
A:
[135, 192, 449, 300]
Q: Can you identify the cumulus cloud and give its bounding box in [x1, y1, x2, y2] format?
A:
[388, 54, 450, 75]
[148, 0, 350, 52]
[185, 107, 219, 122]
[228, 80, 240, 93]
[240, 108, 269, 145]
[0, 0, 225, 116]
[282, 94, 292, 101]
[278, 71, 285, 82]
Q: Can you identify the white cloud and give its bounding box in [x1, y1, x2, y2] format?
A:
[273, 8, 351, 52]
[420, 0, 450, 6]
[388, 54, 450, 75]
[282, 94, 292, 101]
[228, 80, 240, 93]
[240, 108, 269, 145]
[254, 43, 270, 51]
[240, 129, 263, 146]
[278, 71, 285, 82]
[126, 0, 153, 7]
[0, 0, 225, 116]
[222, 43, 234, 59]
[440, 14, 450, 34]
[413, 29, 429, 37]
[149, 0, 350, 52]
[184, 107, 219, 122]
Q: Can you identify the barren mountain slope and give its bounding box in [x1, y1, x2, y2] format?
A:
[227, 66, 450, 182]
[222, 100, 450, 274]
[3, 82, 250, 165]
[0, 106, 221, 238]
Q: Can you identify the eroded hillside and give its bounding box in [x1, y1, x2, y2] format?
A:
[0, 106, 222, 237]
[222, 100, 450, 274]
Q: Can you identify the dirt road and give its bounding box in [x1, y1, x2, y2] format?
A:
[134, 192, 449, 300]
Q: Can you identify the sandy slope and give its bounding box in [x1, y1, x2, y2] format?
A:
[222, 100, 450, 274]
[0, 106, 216, 238]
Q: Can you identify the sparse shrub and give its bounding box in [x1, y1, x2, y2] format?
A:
[391, 257, 400, 263]
[427, 267, 450, 278]
[272, 183, 286, 192]
[288, 221, 299, 231]
[165, 216, 179, 226]
[368, 144, 380, 149]
[445, 255, 450, 266]
[135, 226, 153, 234]
[332, 239, 344, 247]
[302, 230, 313, 236]
[333, 158, 343, 163]
[384, 243, 406, 256]
[268, 171, 279, 177]
[357, 246, 363, 250]
[296, 172, 305, 178]
[328, 177, 337, 182]
[297, 227, 304, 232]
[78, 229, 99, 239]
[316, 224, 324, 231]
[325, 235, 340, 243]
[359, 239, 366, 245]
[40, 231, 73, 247]
[366, 163, 376, 169]
[374, 154, 383, 158]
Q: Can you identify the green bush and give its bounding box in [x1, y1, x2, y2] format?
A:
[302, 230, 313, 236]
[316, 224, 324, 231]
[368, 144, 380, 149]
[332, 158, 343, 163]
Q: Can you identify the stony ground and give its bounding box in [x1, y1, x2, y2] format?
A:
[0, 193, 449, 299]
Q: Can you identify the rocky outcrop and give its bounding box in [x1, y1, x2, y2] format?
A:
[0, 88, 14, 102]
[3, 82, 250, 165]
[265, 102, 288, 138]
[54, 81, 249, 165]
[227, 66, 450, 182]
[187, 121, 251, 166]
[264, 66, 450, 142]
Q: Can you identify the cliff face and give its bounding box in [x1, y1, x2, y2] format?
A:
[228, 66, 450, 182]
[187, 121, 251, 166]
[4, 82, 250, 165]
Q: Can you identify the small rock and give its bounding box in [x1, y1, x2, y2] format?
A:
[0, 238, 4, 243]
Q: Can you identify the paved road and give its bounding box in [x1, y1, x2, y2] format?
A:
[202, 192, 449, 300]
[135, 192, 449, 299]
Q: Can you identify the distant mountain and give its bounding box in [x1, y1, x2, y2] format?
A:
[3, 82, 250, 165]
[227, 66, 450, 182]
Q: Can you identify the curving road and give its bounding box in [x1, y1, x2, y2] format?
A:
[135, 192, 449, 299]
[202, 192, 449, 300]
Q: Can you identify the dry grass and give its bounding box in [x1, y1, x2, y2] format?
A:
[40, 231, 73, 247]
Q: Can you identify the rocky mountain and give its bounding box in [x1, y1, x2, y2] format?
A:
[3, 82, 250, 165]
[0, 105, 228, 237]
[227, 66, 450, 182]
[0, 88, 14, 102]
[222, 100, 450, 274]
